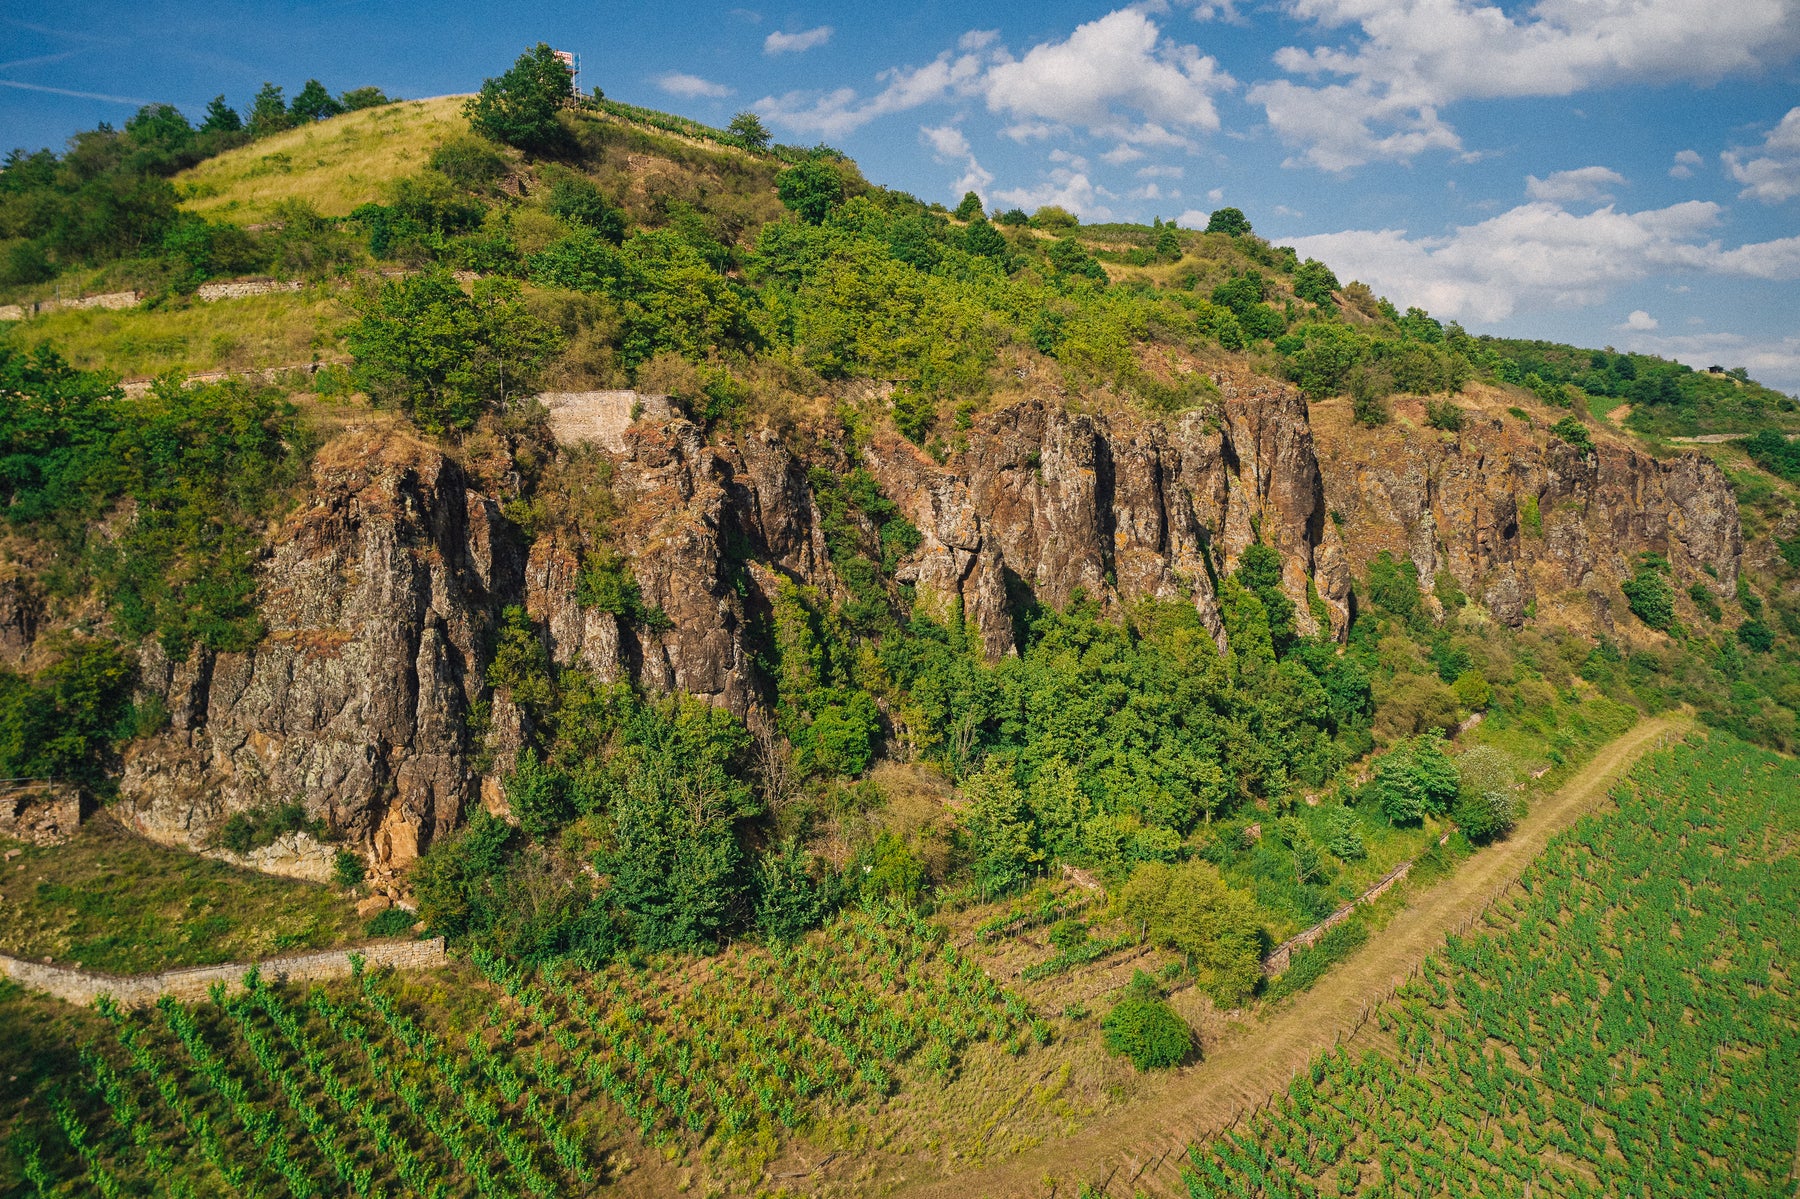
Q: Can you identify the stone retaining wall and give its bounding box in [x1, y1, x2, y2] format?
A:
[1261, 829, 1453, 976]
[0, 937, 446, 1007]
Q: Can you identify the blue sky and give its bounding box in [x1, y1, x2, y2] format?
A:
[4, 1, 1799, 391]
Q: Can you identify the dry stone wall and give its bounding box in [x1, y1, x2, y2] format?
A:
[0, 937, 446, 1007]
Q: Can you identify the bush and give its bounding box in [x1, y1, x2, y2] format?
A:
[1550, 415, 1594, 454]
[333, 849, 367, 889]
[1117, 860, 1262, 1005]
[429, 137, 509, 187]
[1425, 400, 1464, 431]
[364, 907, 419, 938]
[1737, 619, 1774, 653]
[1324, 804, 1365, 860]
[1621, 565, 1676, 632]
[1102, 971, 1192, 1069]
[753, 838, 828, 943]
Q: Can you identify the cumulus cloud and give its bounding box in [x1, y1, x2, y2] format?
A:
[755, 8, 1233, 149]
[992, 169, 1116, 221]
[1723, 107, 1800, 203]
[1525, 166, 1626, 204]
[982, 9, 1235, 144]
[656, 72, 731, 100]
[756, 49, 986, 138]
[1253, 0, 1800, 170]
[764, 26, 833, 55]
[1138, 164, 1185, 178]
[959, 29, 1001, 51]
[1621, 309, 1659, 331]
[1623, 330, 1800, 393]
[920, 123, 994, 199]
[1284, 199, 1800, 324]
[1669, 148, 1703, 178]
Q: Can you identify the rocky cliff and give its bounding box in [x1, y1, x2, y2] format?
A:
[114, 384, 1741, 880]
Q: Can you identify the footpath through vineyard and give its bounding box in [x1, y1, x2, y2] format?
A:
[900, 711, 1696, 1199]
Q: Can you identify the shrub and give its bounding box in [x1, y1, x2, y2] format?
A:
[1688, 580, 1723, 622]
[1621, 565, 1676, 632]
[753, 838, 828, 943]
[1102, 971, 1192, 1069]
[1425, 400, 1464, 431]
[333, 849, 367, 889]
[1550, 415, 1594, 454]
[364, 907, 418, 938]
[726, 111, 771, 151]
[953, 191, 984, 220]
[1324, 805, 1365, 860]
[1117, 860, 1262, 1004]
[1737, 619, 1774, 653]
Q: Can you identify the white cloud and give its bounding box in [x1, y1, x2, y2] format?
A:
[1102, 144, 1147, 165]
[755, 49, 986, 137]
[1254, 0, 1800, 170]
[1525, 166, 1626, 204]
[1176, 209, 1211, 228]
[1274, 203, 1304, 217]
[959, 29, 1001, 51]
[764, 25, 833, 55]
[1622, 330, 1800, 394]
[983, 10, 1235, 145]
[1207, 187, 1224, 202]
[993, 169, 1116, 221]
[1723, 107, 1800, 203]
[1669, 148, 1703, 178]
[1138, 164, 1185, 178]
[757, 9, 1235, 152]
[656, 72, 732, 100]
[1622, 309, 1659, 331]
[1285, 199, 1800, 324]
[920, 123, 994, 199]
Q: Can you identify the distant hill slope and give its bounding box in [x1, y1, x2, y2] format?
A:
[175, 95, 470, 222]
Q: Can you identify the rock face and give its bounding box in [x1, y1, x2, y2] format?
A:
[1309, 399, 1741, 628]
[122, 430, 513, 875]
[114, 385, 1742, 874]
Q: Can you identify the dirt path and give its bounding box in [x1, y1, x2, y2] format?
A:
[896, 712, 1694, 1199]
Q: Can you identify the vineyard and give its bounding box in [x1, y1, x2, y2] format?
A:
[1178, 732, 1799, 1199]
[16, 904, 1031, 1194]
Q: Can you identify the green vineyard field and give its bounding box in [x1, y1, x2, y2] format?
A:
[1180, 732, 1800, 1199]
[21, 905, 1027, 1195]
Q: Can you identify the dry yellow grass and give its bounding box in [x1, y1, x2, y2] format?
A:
[175, 96, 473, 222]
[2, 289, 351, 379]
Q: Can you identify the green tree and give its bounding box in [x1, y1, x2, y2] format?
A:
[1324, 804, 1365, 860]
[1293, 258, 1339, 305]
[961, 759, 1042, 898]
[1101, 971, 1191, 1069]
[753, 838, 827, 943]
[953, 191, 984, 220]
[1205, 207, 1251, 236]
[465, 43, 574, 153]
[1372, 732, 1460, 825]
[1452, 746, 1518, 841]
[1738, 619, 1774, 653]
[726, 111, 772, 151]
[289, 79, 344, 122]
[776, 159, 845, 224]
[348, 271, 563, 433]
[247, 83, 293, 137]
[545, 175, 625, 241]
[200, 95, 242, 134]
[1235, 543, 1297, 655]
[505, 747, 572, 840]
[1118, 860, 1263, 1004]
[339, 86, 393, 111]
[1154, 219, 1182, 260]
[601, 693, 759, 952]
[1551, 414, 1594, 454]
[963, 217, 1009, 263]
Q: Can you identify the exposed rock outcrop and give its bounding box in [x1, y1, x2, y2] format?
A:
[112, 384, 1742, 873]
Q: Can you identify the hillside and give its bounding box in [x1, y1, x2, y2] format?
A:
[2, 55, 1798, 1197]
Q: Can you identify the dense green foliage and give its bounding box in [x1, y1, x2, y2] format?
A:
[1178, 733, 1800, 1199]
[1101, 970, 1192, 1070]
[0, 638, 135, 787]
[0, 347, 307, 653]
[1, 83, 391, 291]
[464, 43, 575, 154]
[347, 272, 563, 432]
